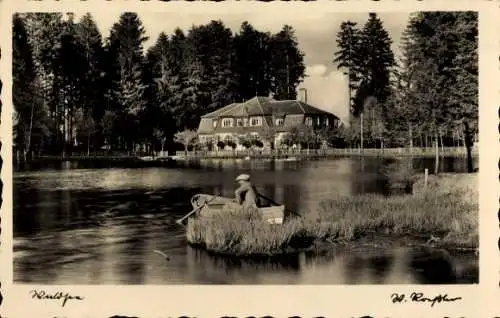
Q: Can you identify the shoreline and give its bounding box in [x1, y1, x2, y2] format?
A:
[15, 149, 478, 165]
[187, 232, 478, 260]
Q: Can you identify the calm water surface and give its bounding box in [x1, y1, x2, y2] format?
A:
[14, 157, 478, 284]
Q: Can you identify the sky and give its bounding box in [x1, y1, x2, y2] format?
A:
[80, 9, 410, 124]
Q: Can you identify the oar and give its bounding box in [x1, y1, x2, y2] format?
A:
[257, 193, 301, 217]
[176, 194, 219, 225]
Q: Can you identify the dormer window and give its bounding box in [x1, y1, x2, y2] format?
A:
[222, 118, 233, 127]
[275, 118, 284, 126]
[250, 116, 262, 126]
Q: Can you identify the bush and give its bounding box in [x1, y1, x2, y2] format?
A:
[239, 137, 252, 149]
[217, 141, 225, 149]
[252, 139, 264, 148]
[226, 140, 237, 149]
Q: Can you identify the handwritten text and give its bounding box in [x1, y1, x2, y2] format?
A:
[29, 289, 84, 307]
[391, 292, 462, 307]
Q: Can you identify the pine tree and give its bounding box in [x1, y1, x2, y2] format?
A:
[23, 13, 65, 154]
[333, 20, 362, 113]
[341, 13, 395, 150]
[55, 13, 90, 154]
[446, 12, 478, 172]
[183, 21, 234, 124]
[198, 21, 238, 111]
[145, 31, 180, 148]
[269, 25, 306, 100]
[145, 31, 170, 128]
[234, 22, 273, 100]
[357, 13, 395, 111]
[400, 12, 478, 173]
[107, 12, 148, 151]
[182, 54, 209, 130]
[26, 13, 87, 155]
[166, 28, 189, 127]
[256, 31, 274, 98]
[13, 14, 48, 160]
[76, 13, 105, 125]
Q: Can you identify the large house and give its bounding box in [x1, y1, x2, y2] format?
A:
[197, 96, 341, 150]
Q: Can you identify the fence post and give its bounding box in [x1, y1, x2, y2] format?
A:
[424, 168, 428, 188]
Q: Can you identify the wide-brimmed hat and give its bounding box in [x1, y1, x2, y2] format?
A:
[235, 174, 250, 181]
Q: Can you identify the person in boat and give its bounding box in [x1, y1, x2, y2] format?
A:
[234, 174, 260, 210]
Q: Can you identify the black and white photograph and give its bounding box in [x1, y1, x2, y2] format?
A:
[12, 7, 479, 286]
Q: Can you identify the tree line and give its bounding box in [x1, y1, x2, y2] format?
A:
[333, 12, 478, 172]
[13, 12, 478, 172]
[13, 12, 306, 160]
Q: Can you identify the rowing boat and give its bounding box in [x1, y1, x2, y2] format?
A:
[190, 194, 285, 224]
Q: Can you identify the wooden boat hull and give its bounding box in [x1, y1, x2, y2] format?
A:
[191, 194, 285, 224]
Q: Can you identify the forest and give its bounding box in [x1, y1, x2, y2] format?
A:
[13, 11, 478, 170]
[13, 12, 306, 158]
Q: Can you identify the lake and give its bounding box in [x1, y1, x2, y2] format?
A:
[13, 156, 478, 284]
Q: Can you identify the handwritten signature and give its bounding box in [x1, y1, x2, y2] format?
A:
[391, 292, 462, 307]
[29, 289, 84, 307]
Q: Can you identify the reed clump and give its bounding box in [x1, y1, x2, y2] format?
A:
[382, 159, 418, 194]
[186, 174, 478, 256]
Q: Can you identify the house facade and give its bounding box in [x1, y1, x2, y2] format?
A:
[196, 96, 341, 150]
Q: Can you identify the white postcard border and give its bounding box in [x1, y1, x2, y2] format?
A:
[0, 1, 498, 317]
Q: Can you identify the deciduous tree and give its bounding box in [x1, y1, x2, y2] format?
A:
[174, 129, 198, 155]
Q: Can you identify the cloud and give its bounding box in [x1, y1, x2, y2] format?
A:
[306, 64, 328, 77]
[298, 68, 350, 124]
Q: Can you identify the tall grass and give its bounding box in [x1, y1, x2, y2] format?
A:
[186, 188, 478, 256]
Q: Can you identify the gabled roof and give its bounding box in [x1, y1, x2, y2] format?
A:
[201, 103, 240, 119]
[201, 96, 336, 119]
[197, 96, 340, 135]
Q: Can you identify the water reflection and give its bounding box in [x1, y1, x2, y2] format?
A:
[179, 245, 476, 285]
[13, 157, 478, 284]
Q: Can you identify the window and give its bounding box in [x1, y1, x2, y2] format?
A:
[222, 118, 233, 127]
[324, 117, 329, 127]
[236, 118, 243, 127]
[316, 117, 320, 126]
[305, 117, 313, 126]
[250, 116, 262, 126]
[213, 120, 218, 128]
[275, 118, 284, 126]
[243, 118, 249, 127]
[250, 133, 260, 140]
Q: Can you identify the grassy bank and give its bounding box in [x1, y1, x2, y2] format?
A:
[186, 173, 478, 256]
[413, 172, 478, 203]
